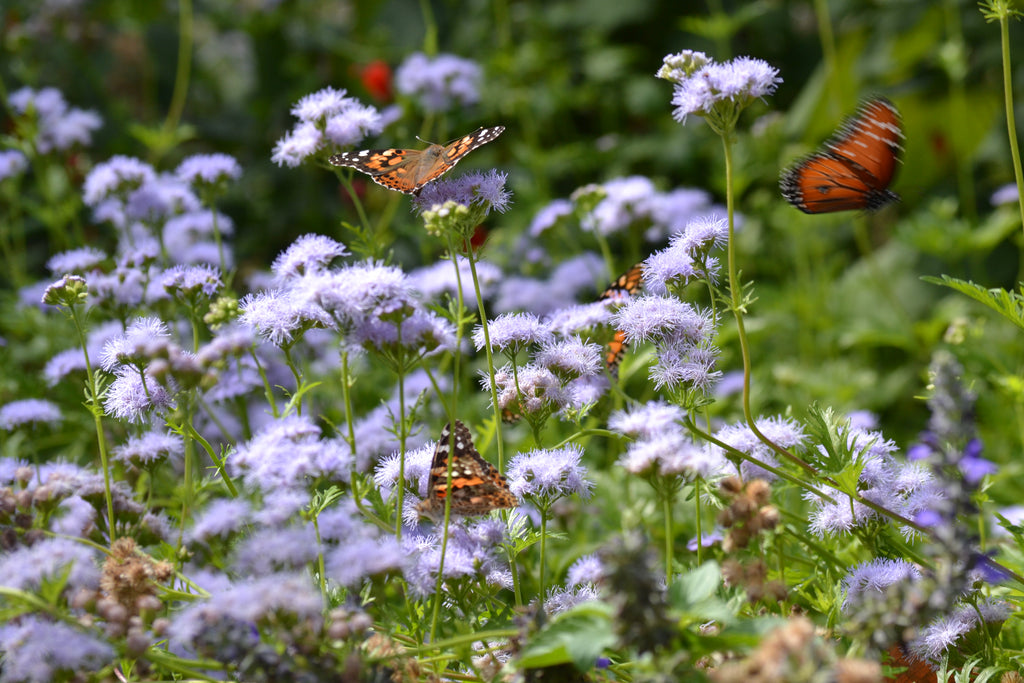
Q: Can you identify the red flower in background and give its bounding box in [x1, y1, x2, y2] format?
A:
[360, 60, 392, 102]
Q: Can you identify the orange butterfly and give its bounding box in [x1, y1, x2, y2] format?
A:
[780, 98, 903, 213]
[599, 263, 644, 374]
[329, 126, 504, 195]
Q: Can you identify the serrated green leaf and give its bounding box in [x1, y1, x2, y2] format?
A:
[923, 275, 1024, 331]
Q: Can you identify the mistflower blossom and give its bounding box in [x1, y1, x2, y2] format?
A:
[0, 149, 28, 180]
[176, 153, 242, 187]
[297, 260, 410, 330]
[8, 86, 102, 153]
[613, 295, 716, 346]
[103, 369, 174, 423]
[271, 233, 349, 283]
[325, 536, 407, 586]
[582, 176, 659, 236]
[909, 599, 1010, 662]
[408, 255, 501, 304]
[648, 189, 716, 239]
[659, 52, 782, 124]
[82, 155, 156, 206]
[271, 121, 322, 168]
[567, 554, 604, 586]
[507, 445, 593, 502]
[0, 616, 114, 683]
[112, 430, 183, 468]
[374, 442, 437, 498]
[187, 498, 252, 543]
[239, 288, 329, 347]
[402, 520, 512, 595]
[0, 538, 100, 593]
[529, 198, 574, 237]
[545, 584, 601, 616]
[232, 526, 320, 575]
[350, 307, 456, 356]
[536, 337, 603, 378]
[990, 183, 1018, 207]
[100, 317, 172, 372]
[473, 312, 553, 353]
[229, 414, 354, 490]
[648, 334, 722, 393]
[167, 573, 324, 651]
[395, 52, 482, 112]
[711, 416, 807, 482]
[46, 246, 106, 275]
[484, 362, 563, 414]
[0, 399, 62, 430]
[125, 174, 200, 222]
[617, 429, 724, 479]
[610, 401, 684, 440]
[413, 171, 512, 216]
[544, 301, 615, 337]
[162, 264, 223, 299]
[841, 558, 921, 611]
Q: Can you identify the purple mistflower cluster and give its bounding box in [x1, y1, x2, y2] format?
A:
[577, 176, 719, 242]
[8, 86, 102, 153]
[0, 398, 62, 430]
[610, 401, 725, 479]
[710, 415, 807, 482]
[657, 51, 781, 124]
[413, 170, 512, 217]
[402, 518, 512, 595]
[805, 426, 940, 539]
[841, 558, 921, 612]
[229, 414, 353, 491]
[507, 444, 593, 504]
[271, 86, 383, 167]
[176, 153, 242, 189]
[47, 246, 107, 276]
[612, 293, 721, 393]
[0, 149, 29, 181]
[162, 264, 223, 300]
[493, 252, 606, 316]
[167, 572, 324, 653]
[0, 537, 101, 594]
[408, 254, 502, 306]
[990, 182, 1018, 207]
[642, 215, 728, 294]
[908, 599, 1010, 662]
[474, 312, 552, 355]
[243, 235, 454, 359]
[394, 52, 482, 113]
[112, 429, 184, 469]
[0, 616, 114, 683]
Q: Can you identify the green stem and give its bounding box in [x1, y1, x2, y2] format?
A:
[163, 0, 193, 146]
[71, 305, 116, 543]
[463, 245, 505, 470]
[663, 487, 673, 585]
[996, 9, 1024, 238]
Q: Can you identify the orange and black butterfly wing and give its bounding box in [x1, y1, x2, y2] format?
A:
[329, 147, 424, 194]
[599, 263, 644, 374]
[780, 97, 904, 214]
[418, 421, 517, 518]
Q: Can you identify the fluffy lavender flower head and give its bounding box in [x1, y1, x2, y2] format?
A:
[395, 52, 482, 113]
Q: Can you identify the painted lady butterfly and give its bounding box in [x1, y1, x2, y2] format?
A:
[416, 420, 518, 520]
[600, 263, 644, 374]
[329, 126, 505, 196]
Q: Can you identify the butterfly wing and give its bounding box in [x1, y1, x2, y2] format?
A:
[599, 263, 644, 374]
[780, 97, 904, 214]
[329, 125, 505, 196]
[419, 420, 517, 518]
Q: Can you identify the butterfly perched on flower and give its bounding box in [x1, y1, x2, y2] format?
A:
[780, 97, 904, 213]
[600, 263, 644, 374]
[416, 420, 517, 520]
[329, 126, 505, 196]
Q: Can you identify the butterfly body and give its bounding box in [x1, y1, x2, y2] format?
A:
[416, 420, 517, 520]
[780, 98, 903, 214]
[329, 126, 505, 195]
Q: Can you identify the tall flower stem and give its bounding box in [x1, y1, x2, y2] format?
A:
[721, 135, 814, 474]
[70, 304, 116, 544]
[989, 2, 1024, 236]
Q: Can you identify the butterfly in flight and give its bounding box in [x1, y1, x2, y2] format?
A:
[416, 420, 517, 520]
[329, 126, 505, 196]
[599, 263, 645, 375]
[780, 97, 904, 214]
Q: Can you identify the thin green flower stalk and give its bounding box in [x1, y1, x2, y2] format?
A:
[43, 276, 116, 543]
[159, 0, 193, 162]
[980, 0, 1024, 235]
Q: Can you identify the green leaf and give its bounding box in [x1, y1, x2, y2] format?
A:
[922, 275, 1024, 331]
[669, 561, 720, 609]
[518, 602, 616, 671]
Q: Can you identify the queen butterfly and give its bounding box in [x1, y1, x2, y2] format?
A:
[600, 263, 644, 374]
[780, 97, 904, 214]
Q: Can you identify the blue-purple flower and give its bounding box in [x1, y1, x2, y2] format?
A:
[0, 398, 62, 430]
[658, 51, 782, 124]
[0, 149, 29, 180]
[272, 86, 382, 167]
[0, 616, 114, 683]
[9, 86, 102, 153]
[507, 444, 593, 503]
[395, 52, 482, 113]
